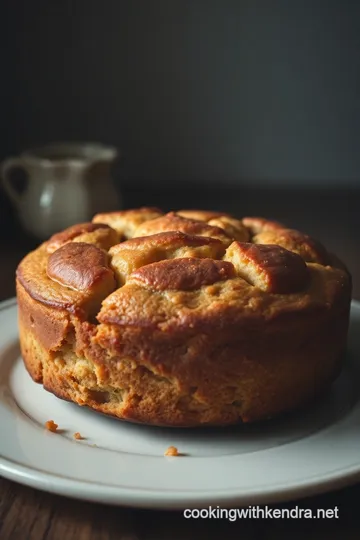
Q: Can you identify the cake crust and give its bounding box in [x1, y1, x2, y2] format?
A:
[16, 208, 352, 427]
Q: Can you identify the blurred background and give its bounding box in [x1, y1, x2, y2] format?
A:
[1, 0, 359, 299]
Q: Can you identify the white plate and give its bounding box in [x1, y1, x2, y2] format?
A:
[1, 297, 360, 509]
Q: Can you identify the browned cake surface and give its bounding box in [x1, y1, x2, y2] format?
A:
[16, 207, 352, 427]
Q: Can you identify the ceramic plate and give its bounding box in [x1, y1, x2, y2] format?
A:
[1, 297, 360, 509]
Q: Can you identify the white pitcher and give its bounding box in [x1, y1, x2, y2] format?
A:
[1, 142, 122, 240]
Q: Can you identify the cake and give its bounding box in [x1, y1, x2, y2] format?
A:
[16, 207, 352, 427]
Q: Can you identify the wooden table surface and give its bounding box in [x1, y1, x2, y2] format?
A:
[0, 186, 359, 539]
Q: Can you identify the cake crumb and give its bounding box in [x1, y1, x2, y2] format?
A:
[45, 420, 58, 433]
[73, 432, 84, 440]
[164, 445, 179, 457]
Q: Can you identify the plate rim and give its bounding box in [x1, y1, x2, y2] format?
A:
[1, 296, 360, 509]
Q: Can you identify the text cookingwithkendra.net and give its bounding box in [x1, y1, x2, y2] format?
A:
[183, 506, 339, 521]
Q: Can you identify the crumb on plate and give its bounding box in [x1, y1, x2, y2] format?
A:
[45, 420, 58, 433]
[73, 432, 84, 440]
[164, 445, 179, 456]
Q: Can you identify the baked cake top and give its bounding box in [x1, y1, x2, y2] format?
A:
[16, 207, 351, 332]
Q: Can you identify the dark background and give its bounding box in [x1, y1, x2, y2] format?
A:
[1, 0, 359, 296]
[3, 0, 360, 185]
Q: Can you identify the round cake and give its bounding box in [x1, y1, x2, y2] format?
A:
[16, 207, 352, 427]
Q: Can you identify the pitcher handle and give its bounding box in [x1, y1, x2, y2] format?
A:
[1, 157, 27, 209]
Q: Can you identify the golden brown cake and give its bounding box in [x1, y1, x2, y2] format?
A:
[16, 208, 352, 427]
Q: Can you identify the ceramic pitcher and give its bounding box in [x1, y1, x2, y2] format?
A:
[1, 142, 121, 240]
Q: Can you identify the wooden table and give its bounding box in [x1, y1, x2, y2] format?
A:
[1, 186, 359, 539]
